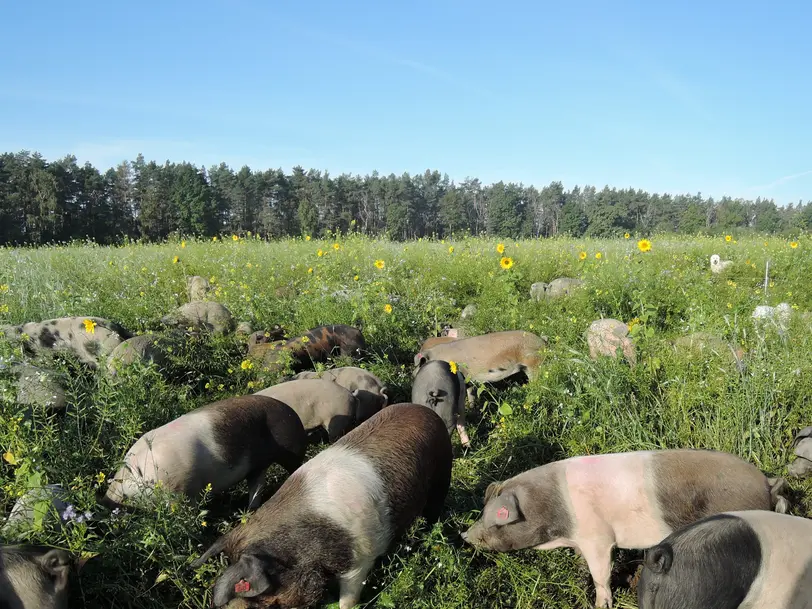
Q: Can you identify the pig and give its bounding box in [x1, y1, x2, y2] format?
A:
[460, 304, 477, 319]
[0, 544, 73, 609]
[638, 510, 812, 609]
[161, 301, 235, 335]
[411, 360, 470, 448]
[540, 277, 585, 299]
[254, 379, 360, 442]
[586, 319, 636, 365]
[235, 322, 254, 337]
[245, 326, 287, 355]
[187, 275, 211, 302]
[2, 484, 69, 536]
[461, 449, 789, 609]
[250, 324, 366, 374]
[1, 317, 131, 368]
[529, 281, 549, 301]
[105, 333, 181, 377]
[291, 367, 389, 423]
[414, 330, 546, 405]
[787, 426, 812, 478]
[103, 395, 307, 510]
[420, 336, 458, 351]
[191, 403, 453, 609]
[13, 363, 67, 418]
[673, 331, 746, 370]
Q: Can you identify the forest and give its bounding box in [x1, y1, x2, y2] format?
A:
[1, 150, 810, 245]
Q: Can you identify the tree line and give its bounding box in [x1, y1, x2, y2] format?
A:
[1, 150, 810, 245]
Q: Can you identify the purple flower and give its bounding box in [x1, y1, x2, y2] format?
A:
[61, 505, 76, 521]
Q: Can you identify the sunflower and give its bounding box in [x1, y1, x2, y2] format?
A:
[448, 246, 454, 253]
[500, 256, 514, 270]
[172, 256, 179, 264]
[232, 235, 239, 241]
[305, 235, 311, 241]
[374, 259, 385, 269]
[317, 249, 324, 257]
[637, 239, 652, 253]
[790, 241, 799, 249]
[384, 303, 393, 314]
[83, 319, 97, 334]
[624, 233, 630, 239]
[496, 243, 505, 254]
[448, 360, 458, 374]
[725, 235, 732, 242]
[595, 252, 602, 260]
[579, 251, 587, 260]
[333, 243, 340, 251]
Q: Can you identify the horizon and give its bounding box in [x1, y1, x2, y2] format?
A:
[1, 1, 810, 205]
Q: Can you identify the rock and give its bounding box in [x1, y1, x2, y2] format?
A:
[186, 275, 211, 302]
[14, 363, 67, 417]
[106, 334, 181, 377]
[160, 302, 235, 335]
[1, 484, 69, 535]
[532, 278, 585, 301]
[788, 427, 812, 479]
[586, 319, 636, 364]
[460, 304, 478, 319]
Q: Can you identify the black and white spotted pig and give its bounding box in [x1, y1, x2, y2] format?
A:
[103, 395, 307, 509]
[191, 403, 453, 609]
[411, 360, 470, 447]
[638, 510, 812, 609]
[0, 545, 73, 609]
[1, 317, 131, 368]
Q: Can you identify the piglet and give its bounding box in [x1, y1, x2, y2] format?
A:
[191, 403, 453, 609]
[103, 395, 307, 509]
[254, 378, 360, 442]
[638, 510, 812, 609]
[0, 545, 73, 609]
[411, 360, 470, 447]
[461, 449, 788, 608]
[292, 366, 389, 423]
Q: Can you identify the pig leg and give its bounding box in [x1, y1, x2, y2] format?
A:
[338, 559, 374, 609]
[455, 395, 471, 448]
[422, 459, 452, 525]
[245, 467, 269, 510]
[579, 540, 614, 608]
[327, 414, 353, 443]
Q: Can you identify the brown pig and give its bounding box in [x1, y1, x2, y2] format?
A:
[0, 544, 73, 609]
[291, 366, 388, 423]
[249, 324, 366, 374]
[103, 395, 307, 510]
[191, 403, 453, 609]
[461, 449, 788, 608]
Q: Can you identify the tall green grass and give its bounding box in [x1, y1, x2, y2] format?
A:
[1, 233, 811, 608]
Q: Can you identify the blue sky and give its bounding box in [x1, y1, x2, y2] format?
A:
[1, 0, 810, 204]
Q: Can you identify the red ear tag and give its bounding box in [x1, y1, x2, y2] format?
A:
[234, 580, 251, 594]
[496, 507, 510, 520]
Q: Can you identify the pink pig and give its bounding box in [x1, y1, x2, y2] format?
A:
[461, 449, 788, 608]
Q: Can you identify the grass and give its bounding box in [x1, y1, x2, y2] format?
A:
[1, 232, 812, 609]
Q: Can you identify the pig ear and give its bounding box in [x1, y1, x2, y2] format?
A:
[488, 492, 521, 526]
[212, 554, 274, 606]
[644, 544, 673, 575]
[483, 482, 503, 504]
[40, 549, 72, 586]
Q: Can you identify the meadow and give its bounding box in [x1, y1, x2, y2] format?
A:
[1, 232, 812, 609]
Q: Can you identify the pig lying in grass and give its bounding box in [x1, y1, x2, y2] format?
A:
[192, 403, 452, 609]
[254, 379, 360, 442]
[291, 366, 388, 423]
[249, 324, 366, 374]
[411, 360, 470, 447]
[638, 510, 812, 609]
[103, 395, 307, 510]
[161, 301, 235, 335]
[461, 449, 788, 608]
[0, 544, 73, 609]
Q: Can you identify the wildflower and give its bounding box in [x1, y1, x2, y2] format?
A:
[354, 275, 359, 281]
[374, 259, 385, 270]
[201, 520, 207, 528]
[595, 252, 602, 260]
[627, 317, 640, 331]
[790, 241, 799, 249]
[0, 304, 8, 314]
[246, 262, 252, 268]
[764, 241, 769, 247]
[247, 231, 252, 237]
[232, 234, 239, 241]
[300, 336, 310, 343]
[637, 239, 652, 253]
[579, 251, 587, 260]
[725, 235, 732, 242]
[95, 472, 106, 485]
[240, 359, 254, 370]
[181, 240, 186, 248]
[384, 304, 393, 314]
[624, 233, 630, 239]
[83, 319, 97, 334]
[204, 483, 213, 493]
[500, 256, 514, 270]
[333, 243, 340, 251]
[172, 256, 179, 264]
[496, 243, 505, 254]
[61, 505, 77, 521]
[307, 267, 313, 274]
[317, 249, 324, 257]
[448, 361, 458, 375]
[305, 235, 311, 241]
[0, 284, 8, 293]
[727, 303, 733, 309]
[212, 236, 218, 242]
[3, 451, 18, 465]
[209, 276, 216, 284]
[448, 246, 454, 253]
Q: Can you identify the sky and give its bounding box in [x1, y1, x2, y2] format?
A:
[1, 0, 810, 204]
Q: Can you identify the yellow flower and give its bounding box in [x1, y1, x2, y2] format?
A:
[496, 243, 505, 254]
[300, 336, 310, 343]
[595, 252, 602, 260]
[317, 249, 324, 257]
[240, 359, 254, 370]
[354, 275, 359, 281]
[448, 360, 458, 375]
[624, 233, 630, 239]
[448, 246, 454, 253]
[95, 472, 106, 485]
[725, 235, 732, 242]
[209, 276, 216, 284]
[637, 239, 652, 253]
[727, 302, 733, 309]
[247, 231, 252, 237]
[578, 251, 587, 260]
[201, 520, 207, 528]
[181, 240, 186, 248]
[0, 284, 9, 293]
[790, 241, 799, 249]
[305, 235, 311, 241]
[374, 259, 385, 270]
[3, 451, 18, 465]
[172, 256, 179, 264]
[500, 256, 514, 270]
[333, 243, 340, 251]
[232, 234, 239, 241]
[307, 267, 313, 274]
[212, 236, 218, 242]
[384, 303, 393, 314]
[83, 319, 97, 334]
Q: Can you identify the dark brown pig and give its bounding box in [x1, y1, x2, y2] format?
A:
[249, 324, 366, 374]
[103, 395, 307, 510]
[461, 449, 789, 608]
[191, 403, 453, 609]
[0, 545, 72, 609]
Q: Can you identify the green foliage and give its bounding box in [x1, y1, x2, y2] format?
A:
[1, 234, 812, 609]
